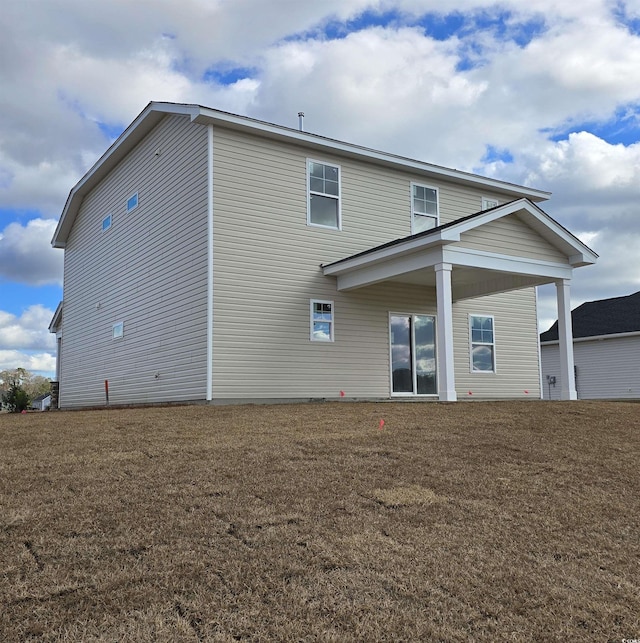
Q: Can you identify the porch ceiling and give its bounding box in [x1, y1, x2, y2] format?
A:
[386, 265, 549, 301]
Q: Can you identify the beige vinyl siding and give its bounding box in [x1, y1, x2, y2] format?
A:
[59, 114, 208, 407]
[541, 335, 640, 399]
[453, 289, 541, 399]
[458, 214, 567, 262]
[438, 188, 504, 226]
[211, 127, 539, 400]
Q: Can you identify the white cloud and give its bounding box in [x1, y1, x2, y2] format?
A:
[0, 305, 56, 351]
[0, 350, 56, 376]
[0, 219, 63, 286]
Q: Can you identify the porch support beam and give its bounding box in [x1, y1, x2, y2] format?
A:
[435, 262, 457, 401]
[556, 278, 577, 400]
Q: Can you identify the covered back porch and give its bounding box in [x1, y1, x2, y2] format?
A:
[322, 199, 598, 401]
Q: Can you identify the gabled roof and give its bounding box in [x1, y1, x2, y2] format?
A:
[323, 198, 598, 274]
[540, 291, 640, 342]
[49, 301, 63, 333]
[52, 101, 551, 248]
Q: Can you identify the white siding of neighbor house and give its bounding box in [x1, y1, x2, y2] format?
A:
[541, 335, 640, 399]
[458, 214, 567, 263]
[210, 126, 542, 400]
[59, 115, 209, 407]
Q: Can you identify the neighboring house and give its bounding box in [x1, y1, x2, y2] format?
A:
[31, 394, 51, 411]
[50, 102, 597, 408]
[540, 291, 640, 399]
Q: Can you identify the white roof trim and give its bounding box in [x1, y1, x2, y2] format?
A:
[49, 300, 63, 332]
[323, 199, 597, 277]
[52, 101, 551, 248]
[192, 106, 550, 201]
[323, 228, 458, 276]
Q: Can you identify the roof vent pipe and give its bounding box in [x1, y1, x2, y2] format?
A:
[298, 112, 304, 131]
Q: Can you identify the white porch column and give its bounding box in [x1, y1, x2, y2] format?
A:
[556, 278, 577, 400]
[435, 262, 457, 401]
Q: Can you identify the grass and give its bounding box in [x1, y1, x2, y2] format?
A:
[0, 401, 638, 641]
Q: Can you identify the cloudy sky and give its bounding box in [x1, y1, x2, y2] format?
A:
[2, 0, 640, 377]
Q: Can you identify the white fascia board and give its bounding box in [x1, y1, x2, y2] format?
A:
[48, 300, 63, 333]
[541, 330, 640, 345]
[450, 198, 531, 233]
[191, 108, 550, 202]
[323, 231, 455, 276]
[336, 247, 445, 290]
[442, 246, 574, 279]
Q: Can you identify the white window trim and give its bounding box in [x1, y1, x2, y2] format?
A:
[310, 299, 334, 342]
[112, 321, 124, 340]
[410, 182, 439, 234]
[388, 312, 438, 397]
[307, 159, 342, 231]
[102, 214, 112, 232]
[469, 314, 496, 374]
[127, 192, 139, 212]
[481, 197, 499, 210]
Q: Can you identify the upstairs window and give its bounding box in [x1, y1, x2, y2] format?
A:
[127, 192, 139, 212]
[470, 315, 495, 373]
[308, 160, 340, 229]
[310, 300, 334, 342]
[411, 183, 438, 233]
[102, 214, 112, 232]
[482, 197, 499, 210]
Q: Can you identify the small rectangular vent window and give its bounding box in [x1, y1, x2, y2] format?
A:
[102, 214, 112, 232]
[127, 192, 138, 212]
[113, 321, 124, 339]
[482, 197, 499, 210]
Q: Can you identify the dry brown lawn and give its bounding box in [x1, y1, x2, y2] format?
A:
[0, 401, 638, 642]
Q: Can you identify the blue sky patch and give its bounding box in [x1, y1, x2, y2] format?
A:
[202, 66, 258, 85]
[0, 207, 45, 222]
[1, 282, 62, 317]
[283, 8, 547, 75]
[308, 7, 546, 45]
[481, 145, 514, 164]
[469, 11, 547, 48]
[612, 1, 640, 36]
[97, 121, 125, 141]
[544, 105, 640, 146]
[318, 9, 404, 40]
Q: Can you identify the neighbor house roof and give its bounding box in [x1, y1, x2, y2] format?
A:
[52, 101, 551, 248]
[540, 291, 640, 342]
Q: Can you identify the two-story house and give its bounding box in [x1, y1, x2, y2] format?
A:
[49, 102, 597, 408]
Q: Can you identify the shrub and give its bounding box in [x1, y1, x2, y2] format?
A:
[4, 381, 30, 413]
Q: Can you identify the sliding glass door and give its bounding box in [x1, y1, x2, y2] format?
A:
[390, 314, 437, 395]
